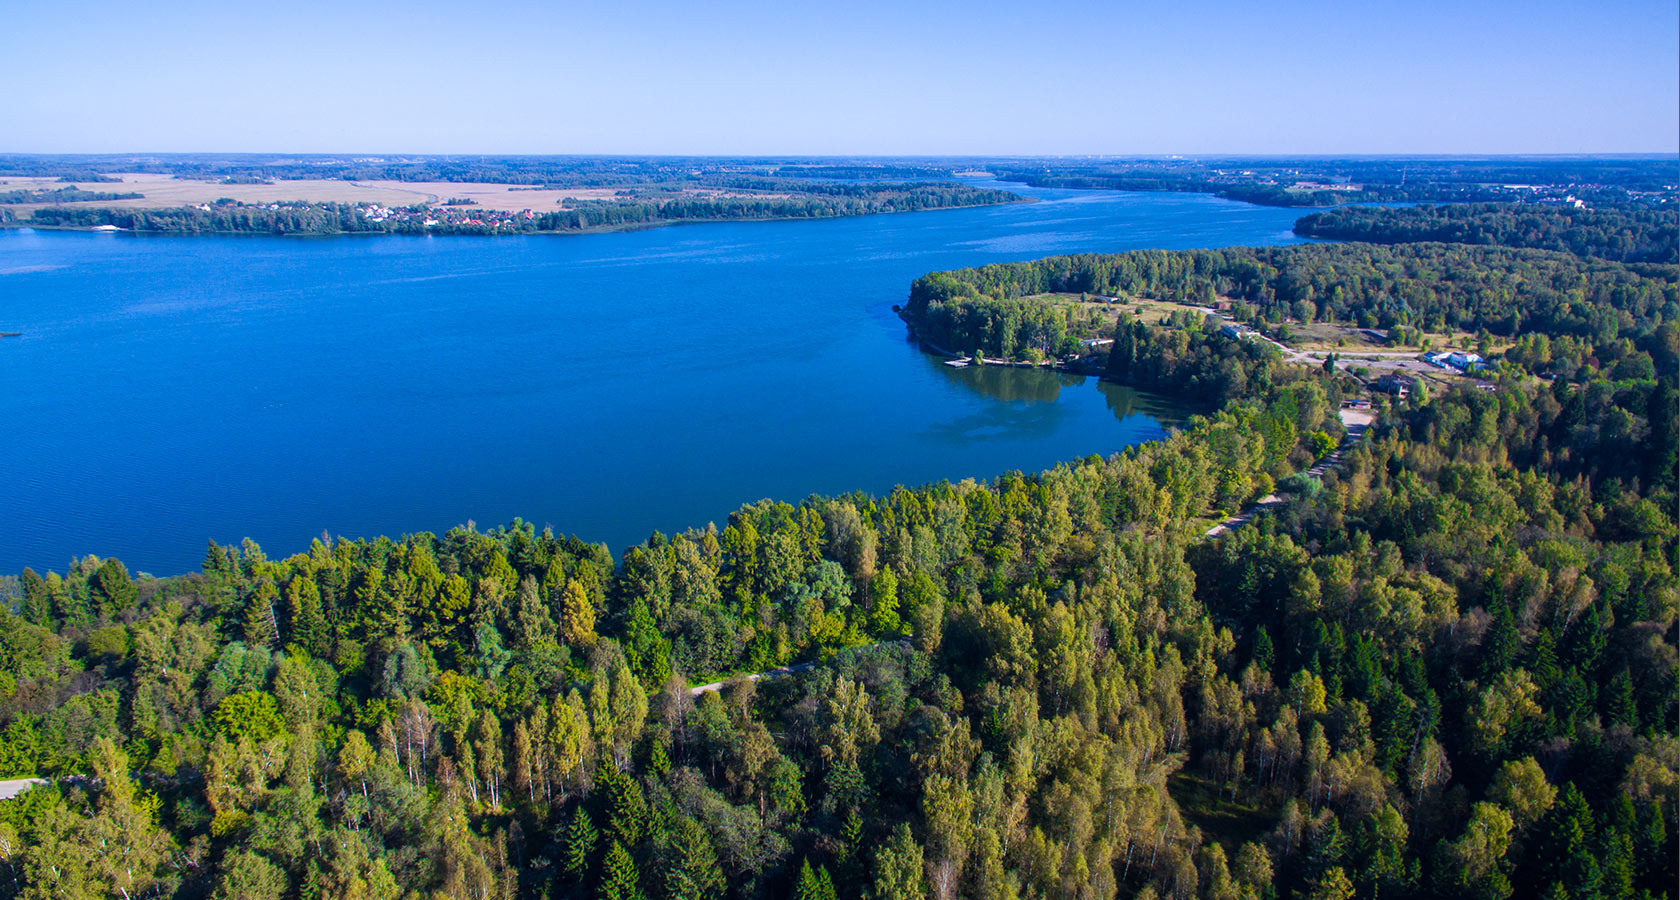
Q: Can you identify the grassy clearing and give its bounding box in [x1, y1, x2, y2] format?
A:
[1282, 319, 1510, 355]
[1024, 292, 1210, 329]
[1169, 771, 1273, 851]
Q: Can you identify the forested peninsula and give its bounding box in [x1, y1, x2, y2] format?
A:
[903, 242, 1675, 361]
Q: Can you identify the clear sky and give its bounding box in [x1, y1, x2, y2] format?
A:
[7, 0, 1677, 155]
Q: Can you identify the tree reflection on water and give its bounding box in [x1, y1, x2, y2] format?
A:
[925, 352, 1187, 429]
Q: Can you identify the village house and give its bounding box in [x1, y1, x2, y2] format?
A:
[1371, 373, 1418, 396]
[1444, 351, 1486, 372]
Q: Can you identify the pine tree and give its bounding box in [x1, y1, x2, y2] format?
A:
[599, 841, 643, 900]
[564, 807, 599, 883]
[647, 737, 671, 777]
[1603, 669, 1637, 728]
[793, 859, 821, 900]
[1637, 800, 1671, 894]
[1538, 784, 1600, 898]
[600, 766, 648, 848]
[286, 576, 329, 658]
[243, 582, 280, 649]
[1562, 600, 1608, 674]
[1599, 830, 1635, 900]
[1479, 598, 1519, 680]
[661, 817, 723, 900]
[839, 809, 863, 866]
[18, 568, 51, 626]
[91, 556, 139, 617]
[1529, 630, 1561, 687]
[204, 538, 234, 577]
[1251, 626, 1275, 674]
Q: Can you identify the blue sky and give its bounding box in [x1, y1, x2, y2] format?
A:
[7, 0, 1677, 154]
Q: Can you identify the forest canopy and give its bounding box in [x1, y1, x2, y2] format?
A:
[1293, 203, 1680, 265]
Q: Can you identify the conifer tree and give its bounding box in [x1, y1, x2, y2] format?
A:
[564, 807, 599, 883]
[244, 581, 280, 649]
[561, 579, 598, 647]
[793, 859, 822, 900]
[600, 765, 648, 848]
[661, 816, 724, 900]
[599, 841, 643, 900]
[286, 576, 329, 658]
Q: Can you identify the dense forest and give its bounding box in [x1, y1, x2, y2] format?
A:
[2, 222, 1676, 899]
[1104, 318, 1298, 409]
[0, 186, 144, 205]
[902, 243, 1678, 345]
[25, 204, 391, 235]
[896, 295, 1112, 363]
[20, 183, 1019, 236]
[521, 184, 1020, 233]
[1293, 204, 1680, 265]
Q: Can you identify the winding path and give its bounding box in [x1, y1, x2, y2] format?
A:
[689, 640, 914, 696]
[0, 778, 48, 800]
[689, 660, 820, 697]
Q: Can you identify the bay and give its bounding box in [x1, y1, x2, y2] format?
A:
[0, 182, 1306, 575]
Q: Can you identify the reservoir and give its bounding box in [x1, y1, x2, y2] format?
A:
[0, 182, 1306, 575]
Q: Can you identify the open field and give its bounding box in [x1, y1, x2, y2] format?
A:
[1282, 319, 1511, 355]
[1, 173, 424, 212]
[1027, 292, 1191, 327]
[0, 173, 782, 215]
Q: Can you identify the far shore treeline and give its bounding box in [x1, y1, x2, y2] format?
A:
[1293, 203, 1679, 265]
[8, 182, 1021, 236]
[989, 156, 1678, 208]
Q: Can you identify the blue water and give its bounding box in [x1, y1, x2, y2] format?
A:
[0, 183, 1307, 575]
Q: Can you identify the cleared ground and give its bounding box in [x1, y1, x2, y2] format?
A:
[0, 174, 780, 214]
[1063, 292, 1203, 326]
[1284, 319, 1509, 355]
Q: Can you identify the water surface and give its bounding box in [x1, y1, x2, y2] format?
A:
[0, 183, 1305, 574]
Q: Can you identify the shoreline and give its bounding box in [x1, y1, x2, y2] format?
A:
[0, 194, 1035, 238]
[896, 305, 1109, 375]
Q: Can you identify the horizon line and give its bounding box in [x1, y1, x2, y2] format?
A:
[3, 151, 1678, 161]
